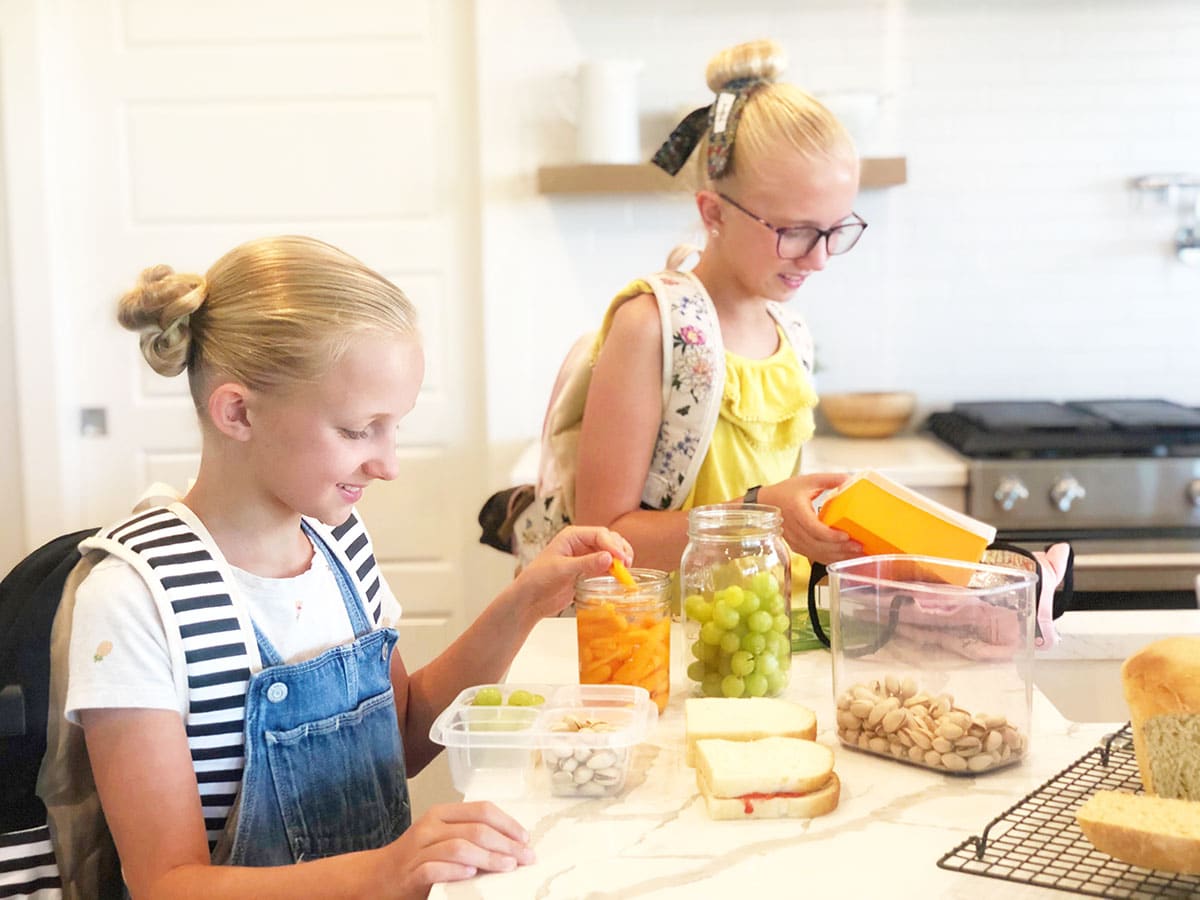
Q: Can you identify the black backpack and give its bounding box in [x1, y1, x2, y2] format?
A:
[0, 528, 97, 838]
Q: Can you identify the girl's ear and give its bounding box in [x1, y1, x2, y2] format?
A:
[696, 189, 724, 231]
[207, 382, 253, 441]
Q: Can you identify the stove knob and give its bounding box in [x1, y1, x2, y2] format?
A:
[994, 477, 1029, 512]
[1050, 476, 1086, 512]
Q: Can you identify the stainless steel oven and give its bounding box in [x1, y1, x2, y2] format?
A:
[927, 399, 1200, 610]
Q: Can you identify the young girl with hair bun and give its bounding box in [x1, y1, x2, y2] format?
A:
[570, 39, 869, 632]
[42, 235, 631, 898]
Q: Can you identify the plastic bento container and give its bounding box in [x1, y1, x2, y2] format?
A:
[429, 683, 657, 799]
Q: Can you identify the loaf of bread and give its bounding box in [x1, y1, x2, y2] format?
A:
[1076, 790, 1200, 874]
[1121, 636, 1200, 800]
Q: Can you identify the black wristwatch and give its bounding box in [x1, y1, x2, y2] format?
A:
[743, 485, 762, 505]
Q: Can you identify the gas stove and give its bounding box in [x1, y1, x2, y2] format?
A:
[928, 398, 1200, 460]
[926, 399, 1200, 606]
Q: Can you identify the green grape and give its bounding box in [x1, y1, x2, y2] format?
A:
[691, 639, 713, 663]
[720, 674, 745, 698]
[702, 672, 724, 697]
[531, 694, 546, 705]
[739, 592, 762, 615]
[747, 610, 773, 633]
[717, 655, 732, 677]
[772, 613, 790, 634]
[506, 689, 536, 706]
[749, 570, 779, 598]
[741, 632, 767, 655]
[763, 631, 783, 656]
[763, 592, 786, 615]
[730, 650, 755, 676]
[684, 593, 713, 623]
[721, 584, 746, 609]
[755, 652, 780, 676]
[472, 686, 502, 706]
[712, 601, 740, 630]
[744, 672, 769, 697]
[700, 620, 725, 646]
[766, 670, 787, 695]
[719, 630, 741, 654]
[687, 661, 708, 682]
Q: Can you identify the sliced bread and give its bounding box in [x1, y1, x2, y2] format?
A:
[1076, 790, 1200, 874]
[698, 769, 841, 820]
[685, 697, 817, 766]
[695, 736, 834, 797]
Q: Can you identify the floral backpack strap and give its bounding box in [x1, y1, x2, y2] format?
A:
[766, 301, 815, 374]
[639, 270, 725, 511]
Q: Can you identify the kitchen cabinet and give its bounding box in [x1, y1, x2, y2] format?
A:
[536, 157, 907, 194]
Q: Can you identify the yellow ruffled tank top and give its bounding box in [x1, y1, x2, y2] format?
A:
[681, 330, 826, 650]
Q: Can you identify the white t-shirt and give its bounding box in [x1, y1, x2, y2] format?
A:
[65, 538, 403, 723]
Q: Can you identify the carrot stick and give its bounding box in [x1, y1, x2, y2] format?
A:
[609, 559, 637, 589]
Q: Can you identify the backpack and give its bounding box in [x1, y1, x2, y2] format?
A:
[478, 266, 814, 568]
[0, 527, 102, 899]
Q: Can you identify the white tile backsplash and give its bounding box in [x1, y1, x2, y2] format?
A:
[477, 0, 1200, 450]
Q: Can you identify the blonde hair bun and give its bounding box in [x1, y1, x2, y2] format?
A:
[706, 39, 787, 93]
[118, 264, 207, 377]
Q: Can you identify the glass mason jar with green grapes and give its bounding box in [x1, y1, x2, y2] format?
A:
[681, 503, 791, 698]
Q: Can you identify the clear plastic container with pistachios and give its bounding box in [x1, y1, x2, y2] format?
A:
[826, 555, 1037, 775]
[429, 683, 658, 798]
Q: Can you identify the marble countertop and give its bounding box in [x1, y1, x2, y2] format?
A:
[800, 434, 969, 487]
[431, 619, 1122, 900]
[510, 434, 970, 490]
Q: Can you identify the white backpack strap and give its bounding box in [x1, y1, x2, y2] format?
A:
[307, 510, 388, 626]
[766, 301, 815, 374]
[639, 270, 725, 511]
[79, 504, 258, 849]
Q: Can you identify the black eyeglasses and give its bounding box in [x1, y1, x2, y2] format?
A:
[717, 192, 868, 259]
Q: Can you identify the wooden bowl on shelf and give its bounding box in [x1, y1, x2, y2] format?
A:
[819, 391, 916, 439]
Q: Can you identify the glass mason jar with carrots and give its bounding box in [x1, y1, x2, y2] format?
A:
[575, 567, 671, 714]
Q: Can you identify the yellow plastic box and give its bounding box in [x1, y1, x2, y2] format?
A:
[818, 470, 996, 585]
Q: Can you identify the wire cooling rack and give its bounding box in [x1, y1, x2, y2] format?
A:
[937, 725, 1200, 898]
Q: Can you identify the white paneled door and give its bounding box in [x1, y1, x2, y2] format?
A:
[5, 0, 487, 673]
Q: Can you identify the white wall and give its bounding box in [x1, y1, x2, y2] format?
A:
[476, 0, 1200, 482]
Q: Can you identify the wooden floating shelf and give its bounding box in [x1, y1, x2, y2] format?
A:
[537, 157, 907, 195]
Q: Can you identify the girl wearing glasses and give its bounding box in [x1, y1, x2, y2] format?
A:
[571, 39, 868, 638]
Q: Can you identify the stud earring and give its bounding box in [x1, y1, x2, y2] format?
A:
[710, 228, 719, 237]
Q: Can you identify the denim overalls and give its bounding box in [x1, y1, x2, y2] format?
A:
[213, 523, 411, 865]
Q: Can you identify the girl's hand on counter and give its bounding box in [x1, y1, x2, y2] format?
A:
[760, 474, 864, 564]
[515, 525, 633, 619]
[382, 801, 535, 896]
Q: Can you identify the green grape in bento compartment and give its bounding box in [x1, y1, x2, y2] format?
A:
[471, 686, 503, 706]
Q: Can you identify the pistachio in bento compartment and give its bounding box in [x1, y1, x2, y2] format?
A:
[543, 714, 630, 797]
